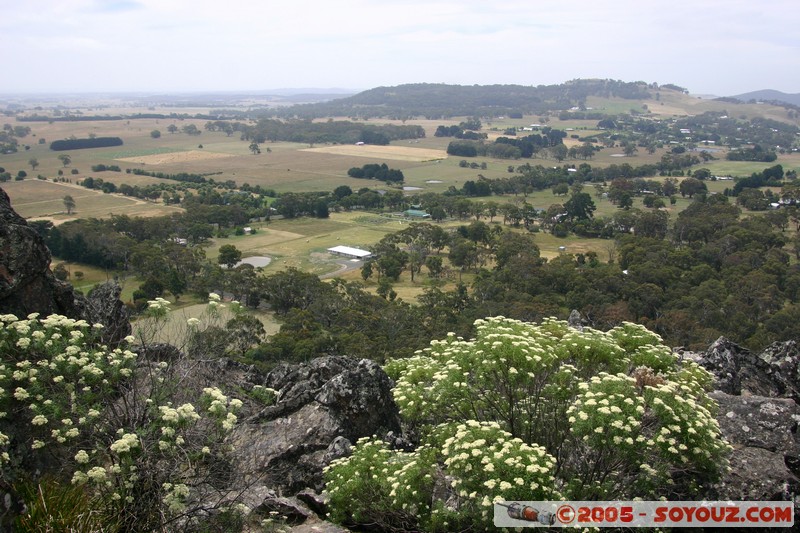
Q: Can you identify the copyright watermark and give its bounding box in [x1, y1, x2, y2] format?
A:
[494, 501, 794, 527]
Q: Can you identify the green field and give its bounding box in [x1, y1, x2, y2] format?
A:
[203, 212, 403, 276]
[695, 156, 800, 178]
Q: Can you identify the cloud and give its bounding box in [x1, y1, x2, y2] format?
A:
[2, 0, 799, 93]
[85, 0, 144, 13]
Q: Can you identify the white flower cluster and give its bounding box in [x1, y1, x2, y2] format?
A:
[568, 372, 645, 449]
[442, 420, 560, 510]
[159, 403, 201, 425]
[0, 310, 248, 524]
[201, 387, 242, 430]
[644, 380, 731, 469]
[110, 432, 140, 454]
[147, 297, 171, 311]
[162, 482, 191, 514]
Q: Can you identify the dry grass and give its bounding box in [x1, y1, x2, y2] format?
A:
[116, 150, 235, 165]
[301, 144, 447, 162]
[2, 179, 181, 222]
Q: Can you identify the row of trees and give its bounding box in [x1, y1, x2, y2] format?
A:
[50, 137, 123, 151]
[241, 119, 425, 145]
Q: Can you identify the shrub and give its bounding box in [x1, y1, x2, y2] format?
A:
[0, 299, 246, 530]
[326, 318, 731, 531]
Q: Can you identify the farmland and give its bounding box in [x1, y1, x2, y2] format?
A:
[1, 178, 181, 221]
[2, 86, 800, 316]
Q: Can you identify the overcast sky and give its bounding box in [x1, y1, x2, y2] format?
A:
[3, 0, 798, 96]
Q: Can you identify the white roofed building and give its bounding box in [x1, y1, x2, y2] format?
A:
[327, 246, 372, 259]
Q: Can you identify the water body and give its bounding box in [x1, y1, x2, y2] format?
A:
[425, 180, 443, 184]
[403, 186, 424, 191]
[236, 256, 272, 268]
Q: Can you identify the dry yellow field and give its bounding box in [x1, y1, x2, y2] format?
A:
[301, 144, 447, 162]
[116, 150, 235, 165]
[2, 180, 181, 222]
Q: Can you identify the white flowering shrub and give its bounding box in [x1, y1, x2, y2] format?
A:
[0, 303, 244, 531]
[325, 437, 433, 532]
[0, 312, 138, 469]
[326, 421, 562, 532]
[327, 317, 731, 531]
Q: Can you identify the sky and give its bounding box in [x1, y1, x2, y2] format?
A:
[2, 0, 798, 96]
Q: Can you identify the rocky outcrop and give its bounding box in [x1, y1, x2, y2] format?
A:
[230, 356, 401, 494]
[77, 281, 132, 344]
[709, 392, 800, 501]
[0, 187, 130, 342]
[758, 340, 800, 404]
[684, 337, 773, 396]
[687, 337, 800, 401]
[686, 338, 800, 514]
[0, 187, 77, 318]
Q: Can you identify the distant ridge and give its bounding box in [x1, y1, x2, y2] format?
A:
[729, 89, 800, 106]
[268, 79, 658, 119]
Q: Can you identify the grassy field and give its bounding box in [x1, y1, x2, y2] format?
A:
[203, 212, 405, 275]
[1, 179, 181, 221]
[696, 154, 800, 178]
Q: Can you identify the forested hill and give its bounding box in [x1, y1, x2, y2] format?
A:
[270, 79, 654, 119]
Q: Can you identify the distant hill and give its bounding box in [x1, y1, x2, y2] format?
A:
[730, 90, 800, 106]
[267, 79, 658, 120]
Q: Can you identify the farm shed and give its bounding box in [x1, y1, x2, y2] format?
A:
[327, 246, 372, 259]
[403, 209, 431, 219]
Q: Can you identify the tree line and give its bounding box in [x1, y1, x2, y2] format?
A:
[50, 137, 123, 151]
[241, 119, 425, 145]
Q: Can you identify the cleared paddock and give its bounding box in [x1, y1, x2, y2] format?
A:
[300, 144, 447, 162]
